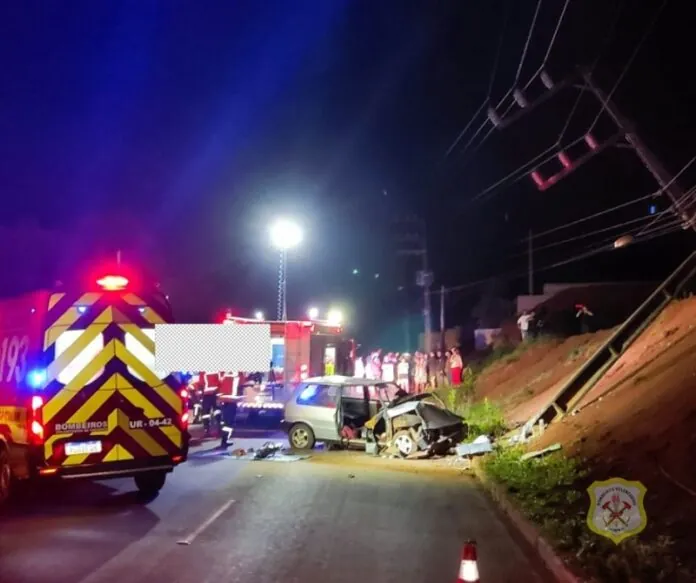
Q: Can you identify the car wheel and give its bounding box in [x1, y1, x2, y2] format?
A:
[134, 471, 167, 496]
[289, 423, 315, 450]
[0, 447, 11, 506]
[392, 430, 416, 457]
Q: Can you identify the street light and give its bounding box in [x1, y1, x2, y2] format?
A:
[327, 309, 343, 326]
[269, 219, 303, 321]
[254, 311, 264, 321]
[307, 306, 319, 320]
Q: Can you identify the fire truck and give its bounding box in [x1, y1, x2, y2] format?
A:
[187, 316, 355, 421]
[0, 268, 189, 507]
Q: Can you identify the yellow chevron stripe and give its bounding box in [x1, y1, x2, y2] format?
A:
[63, 453, 90, 466]
[119, 388, 163, 418]
[122, 293, 145, 306]
[44, 373, 118, 459]
[42, 341, 116, 423]
[44, 310, 81, 349]
[111, 408, 168, 457]
[77, 292, 102, 306]
[142, 308, 166, 325]
[160, 425, 182, 448]
[102, 445, 120, 463]
[128, 428, 167, 456]
[46, 323, 107, 382]
[114, 340, 162, 387]
[48, 293, 65, 310]
[154, 385, 183, 415]
[120, 323, 155, 354]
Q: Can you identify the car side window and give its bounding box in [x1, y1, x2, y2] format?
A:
[343, 385, 365, 400]
[296, 384, 337, 407]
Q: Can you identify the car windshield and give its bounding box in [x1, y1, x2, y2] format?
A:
[372, 382, 402, 403]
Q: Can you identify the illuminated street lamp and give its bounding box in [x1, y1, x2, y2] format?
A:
[327, 309, 343, 326]
[269, 219, 303, 321]
[307, 306, 319, 320]
[254, 311, 264, 321]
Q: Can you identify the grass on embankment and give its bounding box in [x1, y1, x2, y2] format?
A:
[439, 341, 691, 582]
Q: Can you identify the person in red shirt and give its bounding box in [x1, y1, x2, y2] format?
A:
[449, 348, 463, 385]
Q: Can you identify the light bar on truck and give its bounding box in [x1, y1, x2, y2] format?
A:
[96, 275, 129, 291]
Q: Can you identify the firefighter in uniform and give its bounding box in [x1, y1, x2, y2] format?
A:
[201, 372, 220, 436]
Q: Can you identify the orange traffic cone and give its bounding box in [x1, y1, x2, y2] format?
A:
[457, 540, 479, 582]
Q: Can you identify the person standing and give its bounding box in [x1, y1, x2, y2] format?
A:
[517, 310, 534, 341]
[449, 348, 463, 385]
[396, 354, 410, 392]
[414, 352, 427, 393]
[354, 354, 365, 378]
[427, 351, 439, 389]
[382, 352, 396, 382]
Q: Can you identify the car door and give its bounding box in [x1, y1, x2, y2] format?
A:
[295, 383, 340, 442]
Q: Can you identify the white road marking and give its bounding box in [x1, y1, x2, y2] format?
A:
[176, 499, 236, 545]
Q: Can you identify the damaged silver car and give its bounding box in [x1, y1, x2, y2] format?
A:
[365, 392, 466, 458]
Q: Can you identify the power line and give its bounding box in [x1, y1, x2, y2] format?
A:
[447, 0, 546, 159]
[514, 0, 543, 83]
[487, 0, 511, 97]
[588, 0, 669, 134]
[558, 0, 627, 143]
[513, 213, 658, 257]
[470, 136, 585, 203]
[528, 192, 656, 241]
[522, 0, 571, 90]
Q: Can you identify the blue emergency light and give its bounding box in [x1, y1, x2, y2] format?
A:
[27, 368, 47, 390]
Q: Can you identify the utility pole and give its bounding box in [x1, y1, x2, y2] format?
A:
[527, 230, 534, 295]
[486, 68, 695, 230]
[582, 70, 694, 229]
[439, 284, 446, 350]
[395, 216, 433, 353]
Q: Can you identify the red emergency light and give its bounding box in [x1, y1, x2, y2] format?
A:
[96, 275, 129, 291]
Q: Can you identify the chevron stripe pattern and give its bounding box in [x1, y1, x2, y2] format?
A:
[40, 290, 185, 467]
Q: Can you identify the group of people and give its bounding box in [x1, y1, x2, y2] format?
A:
[353, 348, 465, 393]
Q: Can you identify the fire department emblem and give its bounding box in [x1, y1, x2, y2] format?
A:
[587, 478, 647, 544]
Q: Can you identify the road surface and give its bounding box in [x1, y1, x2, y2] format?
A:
[0, 433, 551, 583]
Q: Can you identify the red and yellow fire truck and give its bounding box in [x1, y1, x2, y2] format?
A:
[0, 267, 189, 507]
[187, 316, 355, 416]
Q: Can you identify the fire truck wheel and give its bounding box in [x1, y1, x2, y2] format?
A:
[134, 471, 167, 496]
[289, 423, 315, 450]
[0, 447, 11, 506]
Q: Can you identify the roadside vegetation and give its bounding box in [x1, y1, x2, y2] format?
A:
[439, 339, 691, 582]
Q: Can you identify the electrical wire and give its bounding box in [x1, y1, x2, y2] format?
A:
[470, 136, 585, 203]
[525, 154, 696, 242]
[511, 214, 658, 258]
[448, 0, 546, 159]
[465, 0, 628, 203]
[558, 0, 627, 144]
[514, 0, 543, 84]
[588, 0, 669, 134]
[522, 0, 571, 91]
[487, 0, 512, 98]
[445, 0, 512, 158]
[527, 192, 657, 241]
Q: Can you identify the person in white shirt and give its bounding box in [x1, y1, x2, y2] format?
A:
[517, 311, 534, 341]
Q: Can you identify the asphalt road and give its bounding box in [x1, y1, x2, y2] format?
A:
[0, 432, 552, 583]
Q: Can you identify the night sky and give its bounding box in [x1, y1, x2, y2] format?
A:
[1, 0, 694, 348]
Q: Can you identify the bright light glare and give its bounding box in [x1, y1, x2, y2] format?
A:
[307, 307, 319, 320]
[254, 311, 264, 321]
[327, 309, 343, 325]
[269, 219, 303, 250]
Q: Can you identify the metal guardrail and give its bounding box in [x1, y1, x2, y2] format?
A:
[522, 250, 696, 435]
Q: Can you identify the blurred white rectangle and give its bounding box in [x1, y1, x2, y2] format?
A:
[154, 324, 271, 372]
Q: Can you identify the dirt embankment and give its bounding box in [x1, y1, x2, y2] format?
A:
[476, 297, 696, 572]
[474, 330, 612, 424]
